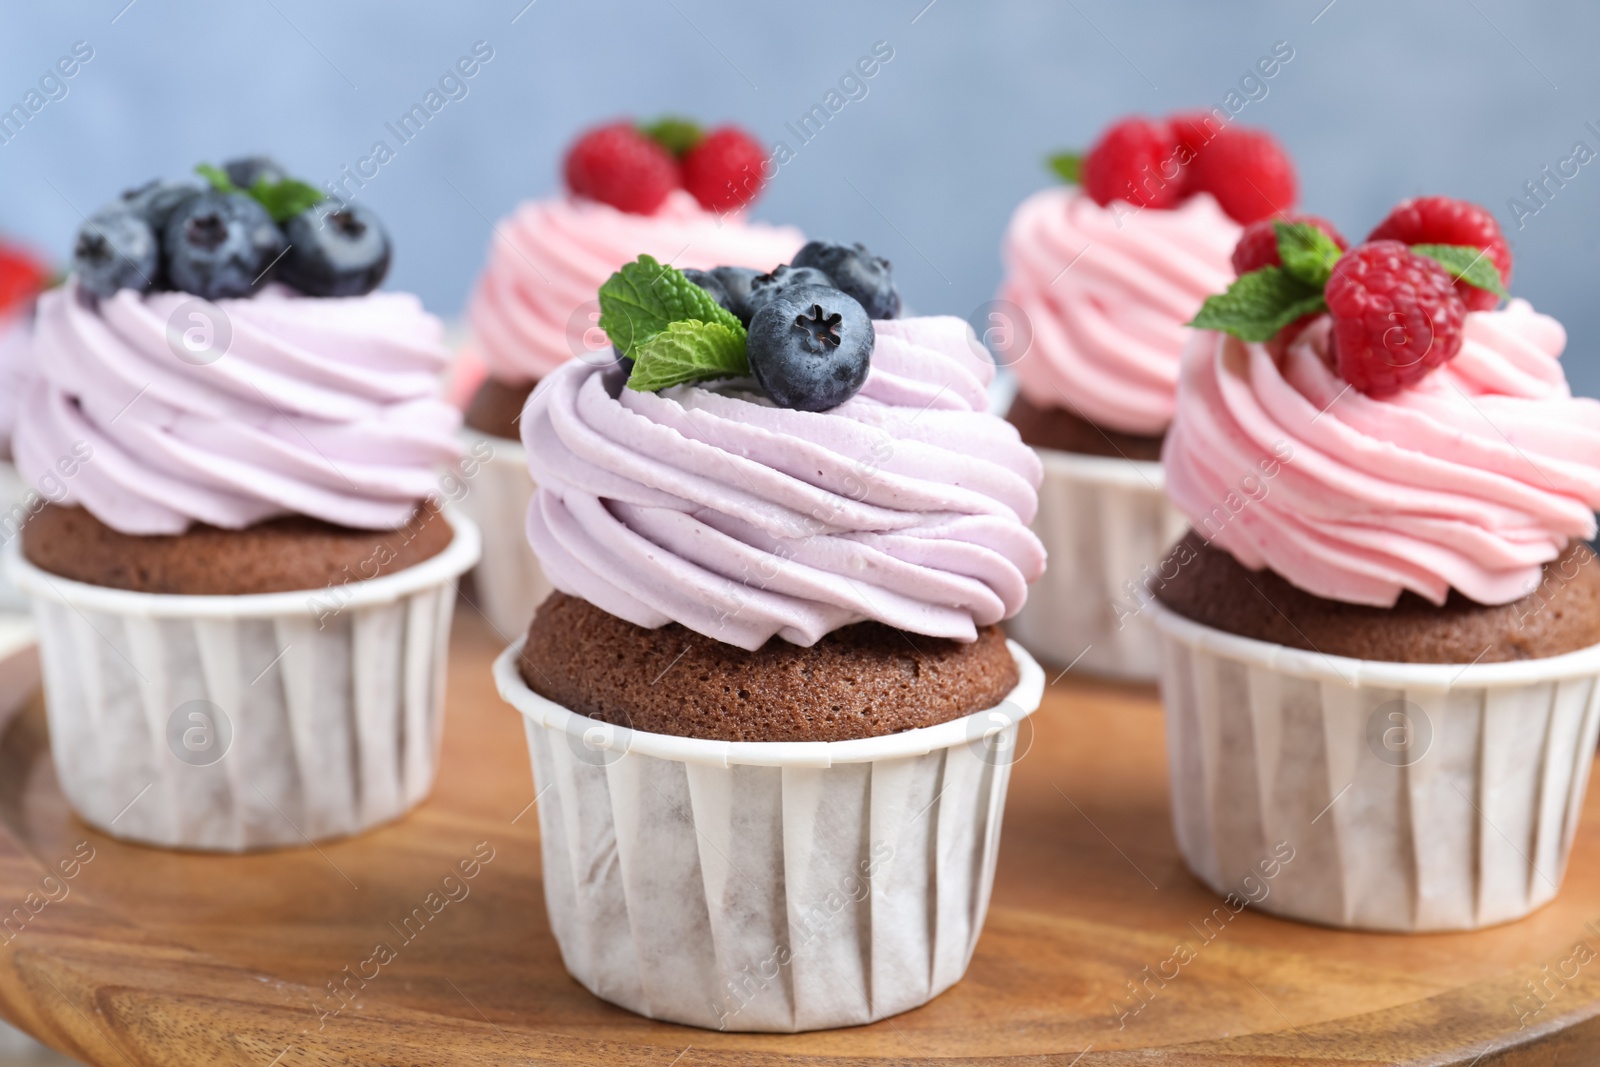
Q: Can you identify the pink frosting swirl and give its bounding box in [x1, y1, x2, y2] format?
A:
[13, 280, 462, 535]
[1000, 187, 1240, 435]
[1164, 301, 1600, 607]
[468, 190, 805, 385]
[520, 316, 1047, 650]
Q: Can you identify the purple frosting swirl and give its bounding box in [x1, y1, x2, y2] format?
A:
[521, 315, 1047, 650]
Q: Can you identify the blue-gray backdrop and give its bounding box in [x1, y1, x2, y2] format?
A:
[2, 0, 1596, 394]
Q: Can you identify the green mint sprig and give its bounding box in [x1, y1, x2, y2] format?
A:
[1412, 244, 1510, 299]
[596, 254, 749, 392]
[196, 163, 324, 223]
[1191, 222, 1511, 344]
[1047, 152, 1083, 185]
[639, 116, 704, 157]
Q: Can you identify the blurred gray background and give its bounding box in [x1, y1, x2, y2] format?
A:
[2, 1, 1597, 394]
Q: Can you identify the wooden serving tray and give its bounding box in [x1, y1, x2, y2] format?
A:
[0, 611, 1597, 1065]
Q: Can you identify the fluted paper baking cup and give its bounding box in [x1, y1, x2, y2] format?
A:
[5, 512, 481, 852]
[494, 639, 1045, 1032]
[1151, 599, 1600, 932]
[455, 429, 551, 641]
[1006, 448, 1187, 681]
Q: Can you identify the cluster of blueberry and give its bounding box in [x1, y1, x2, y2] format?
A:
[72, 155, 391, 302]
[685, 241, 900, 411]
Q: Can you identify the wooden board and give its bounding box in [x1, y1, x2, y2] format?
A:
[0, 610, 1598, 1065]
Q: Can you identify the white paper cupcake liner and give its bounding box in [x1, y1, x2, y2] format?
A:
[4, 512, 481, 852]
[1006, 448, 1187, 681]
[1151, 599, 1600, 931]
[494, 639, 1046, 1032]
[454, 429, 551, 641]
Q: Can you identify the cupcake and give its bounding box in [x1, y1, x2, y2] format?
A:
[0, 240, 49, 613]
[1151, 197, 1600, 930]
[458, 118, 805, 639]
[5, 156, 480, 851]
[493, 247, 1047, 1030]
[999, 112, 1299, 679]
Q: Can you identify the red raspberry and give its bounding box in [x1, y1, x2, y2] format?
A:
[0, 244, 47, 316]
[681, 126, 768, 212]
[1186, 127, 1297, 224]
[1366, 196, 1511, 311]
[1324, 240, 1467, 395]
[1082, 117, 1182, 210]
[563, 122, 680, 215]
[1230, 212, 1348, 276]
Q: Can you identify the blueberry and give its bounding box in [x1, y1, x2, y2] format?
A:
[682, 268, 735, 316]
[277, 203, 391, 297]
[119, 180, 201, 232]
[791, 241, 901, 319]
[223, 155, 289, 190]
[746, 284, 874, 412]
[746, 264, 833, 319]
[73, 207, 159, 298]
[707, 265, 763, 323]
[163, 191, 287, 300]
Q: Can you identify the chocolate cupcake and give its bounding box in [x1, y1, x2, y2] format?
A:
[494, 251, 1046, 1031]
[998, 113, 1310, 680]
[1151, 200, 1600, 930]
[5, 157, 480, 851]
[455, 118, 804, 640]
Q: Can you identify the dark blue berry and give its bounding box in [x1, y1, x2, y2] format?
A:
[746, 284, 874, 412]
[223, 155, 288, 190]
[277, 203, 391, 297]
[119, 180, 201, 232]
[746, 264, 833, 319]
[682, 268, 735, 316]
[791, 241, 901, 319]
[73, 208, 159, 298]
[708, 265, 763, 323]
[163, 191, 287, 300]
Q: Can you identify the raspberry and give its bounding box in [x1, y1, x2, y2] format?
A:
[1082, 117, 1182, 210]
[1366, 196, 1511, 311]
[1186, 127, 1297, 224]
[1230, 212, 1348, 276]
[0, 244, 47, 316]
[563, 122, 680, 215]
[681, 126, 768, 212]
[1324, 240, 1467, 396]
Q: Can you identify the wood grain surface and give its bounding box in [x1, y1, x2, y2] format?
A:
[0, 610, 1598, 1065]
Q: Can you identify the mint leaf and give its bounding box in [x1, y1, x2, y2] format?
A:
[195, 163, 238, 193]
[1275, 222, 1343, 288]
[1048, 152, 1083, 185]
[1190, 267, 1327, 343]
[1413, 243, 1510, 299]
[626, 320, 749, 392]
[640, 117, 703, 157]
[195, 163, 326, 222]
[250, 176, 325, 222]
[598, 254, 743, 356]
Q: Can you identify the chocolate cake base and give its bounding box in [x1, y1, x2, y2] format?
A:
[22, 503, 454, 596]
[519, 592, 1020, 742]
[1006, 391, 1165, 462]
[1154, 531, 1600, 664]
[464, 376, 537, 442]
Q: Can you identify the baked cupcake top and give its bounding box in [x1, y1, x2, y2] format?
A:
[1166, 197, 1600, 608]
[466, 118, 804, 386]
[12, 156, 460, 536]
[1000, 113, 1300, 437]
[521, 248, 1046, 650]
